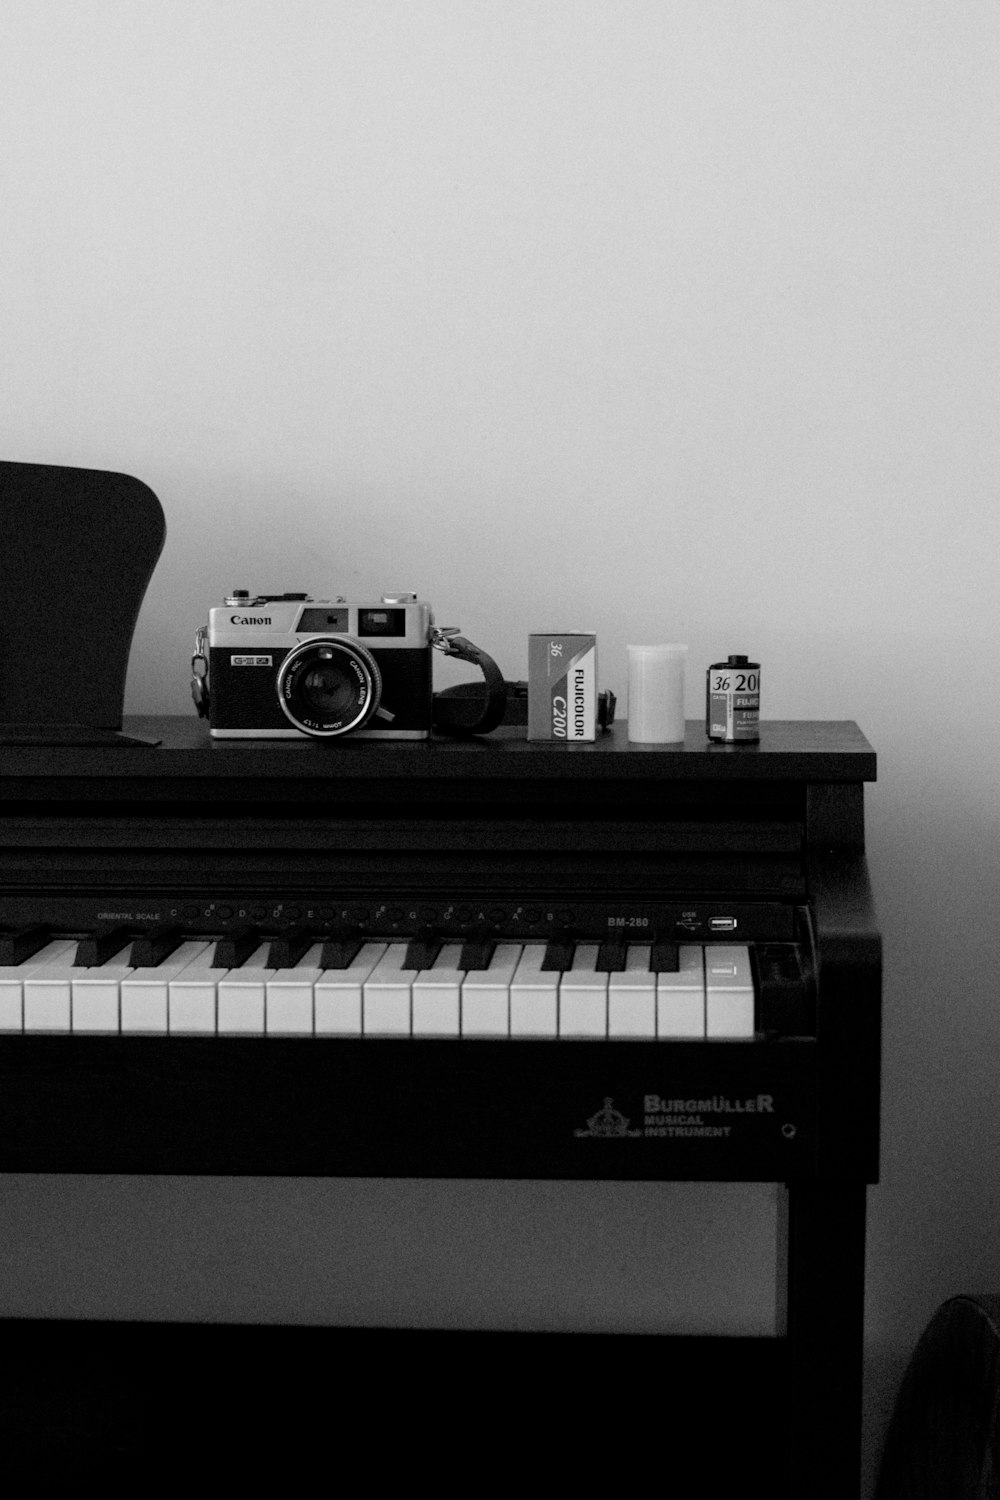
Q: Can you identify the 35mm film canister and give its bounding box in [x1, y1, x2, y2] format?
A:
[706, 655, 760, 742]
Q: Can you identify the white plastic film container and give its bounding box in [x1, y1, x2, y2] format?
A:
[626, 644, 688, 743]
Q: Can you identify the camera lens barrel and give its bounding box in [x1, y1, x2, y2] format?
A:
[276, 637, 382, 737]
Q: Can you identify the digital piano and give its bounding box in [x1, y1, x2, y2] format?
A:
[0, 716, 880, 1494]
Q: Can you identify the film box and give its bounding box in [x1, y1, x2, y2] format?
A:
[528, 632, 597, 741]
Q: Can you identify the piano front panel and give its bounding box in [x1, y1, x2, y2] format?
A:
[0, 1026, 820, 1180]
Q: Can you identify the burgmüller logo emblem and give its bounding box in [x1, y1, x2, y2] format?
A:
[575, 1097, 642, 1139]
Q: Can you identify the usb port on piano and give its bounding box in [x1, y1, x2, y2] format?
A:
[709, 917, 738, 932]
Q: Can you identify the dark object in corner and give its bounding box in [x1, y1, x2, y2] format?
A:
[877, 1294, 1000, 1498]
[0, 461, 165, 746]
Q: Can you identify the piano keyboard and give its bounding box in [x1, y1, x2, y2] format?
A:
[0, 937, 757, 1039]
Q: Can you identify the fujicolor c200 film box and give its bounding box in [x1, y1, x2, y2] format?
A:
[528, 632, 597, 741]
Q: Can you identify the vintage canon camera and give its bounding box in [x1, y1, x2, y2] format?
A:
[194, 590, 435, 739]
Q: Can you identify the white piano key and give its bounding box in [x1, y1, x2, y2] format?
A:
[217, 944, 274, 1034]
[314, 942, 386, 1036]
[412, 943, 464, 1037]
[72, 951, 135, 1032]
[168, 950, 231, 1034]
[558, 944, 608, 1038]
[24, 940, 103, 1033]
[608, 944, 656, 1038]
[510, 943, 559, 1038]
[657, 945, 706, 1039]
[704, 944, 755, 1039]
[121, 941, 213, 1033]
[460, 943, 522, 1037]
[2, 940, 76, 1032]
[363, 943, 419, 1036]
[266, 942, 324, 1035]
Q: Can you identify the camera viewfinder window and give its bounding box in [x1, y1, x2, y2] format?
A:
[357, 609, 405, 636]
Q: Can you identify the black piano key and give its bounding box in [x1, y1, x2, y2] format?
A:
[0, 925, 51, 966]
[457, 939, 495, 972]
[318, 938, 363, 970]
[213, 924, 261, 969]
[541, 939, 574, 972]
[129, 923, 184, 968]
[76, 924, 134, 967]
[267, 927, 318, 970]
[595, 939, 628, 973]
[403, 936, 442, 970]
[650, 941, 680, 974]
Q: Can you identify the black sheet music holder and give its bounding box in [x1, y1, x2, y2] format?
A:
[0, 461, 166, 747]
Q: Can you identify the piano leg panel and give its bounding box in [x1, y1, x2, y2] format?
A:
[779, 1182, 867, 1500]
[0, 1320, 788, 1488]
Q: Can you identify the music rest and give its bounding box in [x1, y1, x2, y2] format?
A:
[0, 460, 165, 743]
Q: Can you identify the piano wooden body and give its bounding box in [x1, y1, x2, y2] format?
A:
[0, 716, 880, 1493]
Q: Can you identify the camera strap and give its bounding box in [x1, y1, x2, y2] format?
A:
[191, 626, 210, 718]
[430, 630, 509, 737]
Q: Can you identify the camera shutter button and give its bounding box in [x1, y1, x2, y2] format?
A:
[380, 592, 416, 604]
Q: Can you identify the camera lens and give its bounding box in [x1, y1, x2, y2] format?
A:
[276, 638, 381, 737]
[301, 661, 359, 718]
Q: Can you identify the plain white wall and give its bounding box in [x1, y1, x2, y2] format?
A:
[3, 3, 999, 1489]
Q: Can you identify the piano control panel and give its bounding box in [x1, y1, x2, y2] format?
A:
[0, 895, 797, 944]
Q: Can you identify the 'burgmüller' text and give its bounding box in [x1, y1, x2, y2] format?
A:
[644, 1094, 774, 1114]
[643, 1094, 774, 1138]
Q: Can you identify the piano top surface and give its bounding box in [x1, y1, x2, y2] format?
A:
[0, 717, 876, 786]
